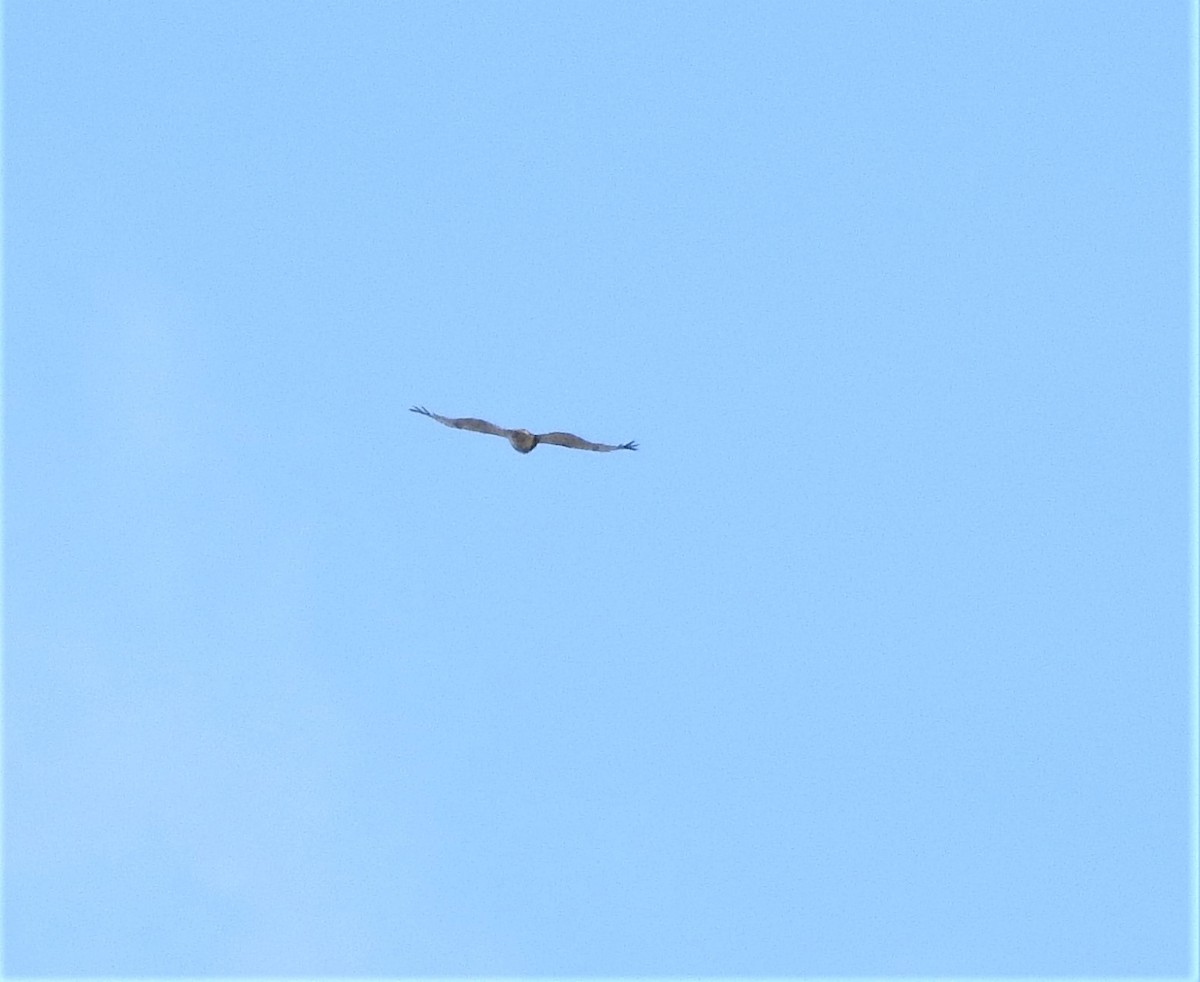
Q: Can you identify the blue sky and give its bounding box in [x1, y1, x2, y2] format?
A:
[3, 0, 1196, 976]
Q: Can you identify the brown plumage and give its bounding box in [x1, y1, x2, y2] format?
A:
[410, 406, 637, 454]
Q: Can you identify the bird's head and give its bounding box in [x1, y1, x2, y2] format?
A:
[509, 429, 537, 453]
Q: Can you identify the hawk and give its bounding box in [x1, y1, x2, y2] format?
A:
[411, 406, 637, 454]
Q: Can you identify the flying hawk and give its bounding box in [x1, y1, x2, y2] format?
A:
[411, 406, 637, 454]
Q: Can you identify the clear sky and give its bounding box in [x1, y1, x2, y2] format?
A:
[3, 1, 1195, 976]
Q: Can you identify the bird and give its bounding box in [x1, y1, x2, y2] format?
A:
[410, 406, 637, 454]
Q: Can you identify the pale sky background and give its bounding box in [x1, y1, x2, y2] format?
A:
[3, 1, 1196, 976]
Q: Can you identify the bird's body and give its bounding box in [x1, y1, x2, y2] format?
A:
[507, 429, 538, 453]
[410, 406, 637, 454]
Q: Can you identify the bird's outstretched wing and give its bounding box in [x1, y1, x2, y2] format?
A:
[536, 431, 638, 452]
[410, 406, 512, 440]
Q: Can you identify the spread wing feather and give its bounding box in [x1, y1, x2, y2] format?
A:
[410, 405, 511, 439]
[537, 431, 638, 452]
